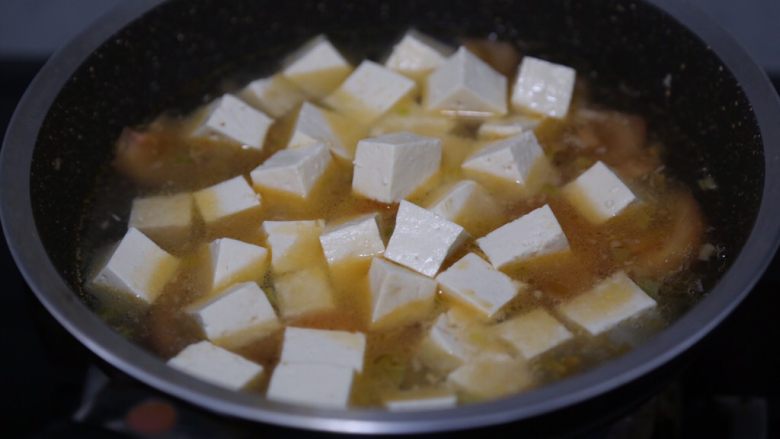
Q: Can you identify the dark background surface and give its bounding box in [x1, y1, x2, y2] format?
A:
[1, 1, 779, 437]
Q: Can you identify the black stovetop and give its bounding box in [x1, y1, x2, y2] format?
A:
[2, 60, 779, 438]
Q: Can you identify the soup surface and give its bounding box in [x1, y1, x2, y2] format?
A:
[82, 33, 713, 410]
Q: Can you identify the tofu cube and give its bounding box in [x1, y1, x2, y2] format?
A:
[436, 253, 524, 319]
[250, 143, 332, 198]
[426, 47, 507, 116]
[267, 362, 354, 409]
[384, 30, 452, 80]
[319, 214, 385, 266]
[477, 204, 570, 269]
[495, 308, 573, 359]
[370, 104, 456, 138]
[384, 388, 457, 411]
[557, 271, 657, 335]
[562, 161, 637, 224]
[274, 266, 335, 318]
[416, 310, 480, 373]
[368, 257, 437, 327]
[288, 102, 354, 160]
[193, 94, 273, 150]
[477, 115, 542, 140]
[193, 175, 262, 226]
[427, 180, 501, 233]
[128, 192, 194, 245]
[511, 56, 576, 119]
[325, 60, 417, 124]
[462, 131, 554, 194]
[279, 326, 366, 372]
[90, 227, 179, 304]
[352, 132, 442, 203]
[188, 282, 279, 347]
[209, 238, 268, 293]
[447, 352, 531, 399]
[168, 341, 263, 391]
[240, 74, 305, 118]
[282, 36, 352, 99]
[384, 201, 468, 277]
[262, 220, 324, 273]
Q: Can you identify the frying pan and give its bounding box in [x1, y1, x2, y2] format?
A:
[1, 0, 779, 434]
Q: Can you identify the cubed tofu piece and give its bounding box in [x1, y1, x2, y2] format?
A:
[427, 180, 501, 233]
[282, 36, 352, 99]
[384, 201, 468, 277]
[90, 227, 179, 304]
[426, 47, 507, 116]
[128, 192, 194, 245]
[188, 282, 279, 347]
[477, 204, 570, 269]
[209, 238, 268, 293]
[557, 271, 656, 335]
[319, 214, 385, 266]
[266, 362, 354, 409]
[262, 219, 324, 273]
[477, 115, 542, 140]
[250, 143, 332, 198]
[240, 74, 305, 118]
[368, 257, 437, 327]
[384, 388, 458, 411]
[274, 266, 335, 318]
[279, 326, 366, 372]
[447, 352, 531, 399]
[495, 308, 573, 359]
[325, 61, 417, 124]
[193, 175, 262, 226]
[436, 253, 524, 319]
[562, 161, 637, 224]
[193, 94, 273, 150]
[462, 131, 554, 194]
[384, 30, 452, 80]
[168, 341, 263, 391]
[288, 102, 355, 160]
[352, 132, 442, 203]
[416, 310, 480, 373]
[370, 104, 456, 138]
[511, 56, 576, 119]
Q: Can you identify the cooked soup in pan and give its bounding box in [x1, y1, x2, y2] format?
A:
[83, 32, 713, 410]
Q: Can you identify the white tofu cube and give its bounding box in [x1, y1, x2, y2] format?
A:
[477, 204, 570, 269]
[262, 220, 324, 274]
[168, 341, 263, 391]
[319, 214, 385, 265]
[427, 180, 501, 232]
[477, 115, 542, 140]
[288, 102, 354, 160]
[193, 94, 273, 150]
[562, 161, 637, 224]
[274, 266, 335, 318]
[416, 310, 480, 373]
[193, 175, 262, 226]
[188, 282, 279, 347]
[436, 253, 524, 319]
[495, 308, 573, 359]
[426, 47, 507, 116]
[90, 227, 179, 304]
[128, 192, 194, 244]
[208, 238, 268, 293]
[462, 131, 553, 194]
[384, 30, 451, 80]
[267, 362, 354, 409]
[250, 143, 332, 198]
[384, 388, 457, 411]
[280, 327, 366, 372]
[511, 56, 576, 119]
[384, 201, 468, 277]
[352, 132, 441, 203]
[282, 36, 352, 99]
[240, 74, 305, 118]
[557, 271, 656, 335]
[447, 352, 531, 399]
[370, 105, 456, 138]
[368, 257, 437, 327]
[325, 60, 416, 124]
